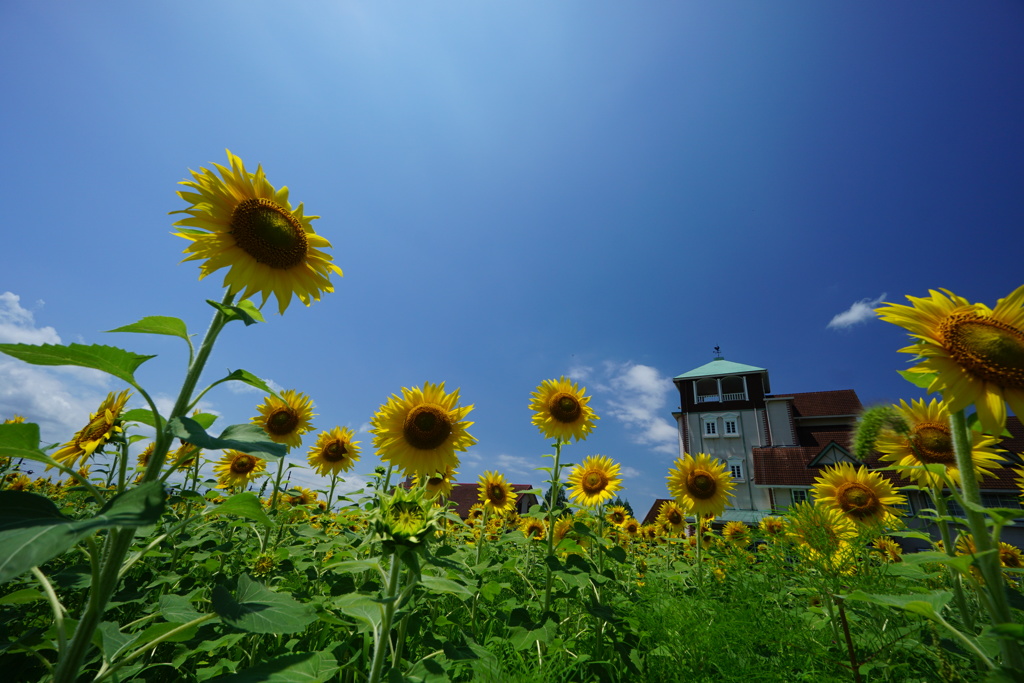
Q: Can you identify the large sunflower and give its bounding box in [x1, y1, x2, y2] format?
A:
[811, 463, 906, 526]
[666, 452, 736, 517]
[307, 426, 361, 476]
[529, 377, 599, 443]
[213, 450, 267, 489]
[370, 382, 476, 476]
[876, 286, 1024, 433]
[253, 390, 315, 449]
[172, 150, 343, 315]
[52, 390, 132, 469]
[478, 470, 516, 515]
[567, 455, 622, 507]
[876, 398, 1003, 489]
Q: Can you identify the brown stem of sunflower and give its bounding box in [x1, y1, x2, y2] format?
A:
[929, 487, 976, 632]
[949, 409, 1023, 670]
[834, 596, 863, 683]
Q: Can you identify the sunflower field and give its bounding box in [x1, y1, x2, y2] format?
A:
[1, 153, 1023, 683]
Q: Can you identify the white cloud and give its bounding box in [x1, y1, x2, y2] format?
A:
[827, 293, 887, 330]
[621, 466, 641, 478]
[567, 364, 593, 382]
[0, 292, 60, 345]
[596, 362, 679, 454]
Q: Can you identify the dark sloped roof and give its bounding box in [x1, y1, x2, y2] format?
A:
[786, 390, 863, 417]
[446, 483, 538, 518]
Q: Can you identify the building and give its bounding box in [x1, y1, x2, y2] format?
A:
[665, 355, 1024, 543]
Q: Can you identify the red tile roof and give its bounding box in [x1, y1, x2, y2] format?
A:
[446, 483, 538, 518]
[777, 390, 863, 418]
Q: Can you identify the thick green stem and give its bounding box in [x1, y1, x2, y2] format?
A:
[368, 554, 402, 683]
[542, 440, 563, 615]
[931, 488, 976, 632]
[949, 409, 1023, 669]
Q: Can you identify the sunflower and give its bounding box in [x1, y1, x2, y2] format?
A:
[4, 415, 25, 423]
[520, 516, 547, 540]
[1014, 465, 1024, 499]
[553, 516, 574, 543]
[52, 390, 132, 469]
[999, 542, 1023, 570]
[137, 443, 155, 469]
[253, 390, 315, 449]
[666, 452, 736, 517]
[415, 464, 457, 499]
[876, 398, 1003, 489]
[606, 505, 629, 526]
[213, 450, 267, 489]
[622, 518, 641, 536]
[812, 463, 906, 526]
[5, 473, 32, 491]
[172, 150, 343, 315]
[567, 455, 622, 507]
[286, 486, 318, 506]
[876, 286, 1024, 433]
[529, 377, 599, 443]
[307, 426, 360, 476]
[466, 503, 486, 524]
[871, 536, 903, 563]
[171, 442, 201, 470]
[758, 516, 785, 537]
[722, 521, 749, 545]
[478, 470, 516, 515]
[657, 500, 689, 533]
[370, 382, 476, 477]
[786, 502, 858, 568]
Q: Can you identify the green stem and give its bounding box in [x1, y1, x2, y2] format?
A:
[949, 409, 1023, 669]
[31, 567, 66, 657]
[326, 473, 339, 514]
[542, 440, 563, 615]
[930, 488, 976, 632]
[835, 596, 862, 683]
[368, 553, 402, 683]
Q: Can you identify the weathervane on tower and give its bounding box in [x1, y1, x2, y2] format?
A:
[713, 345, 722, 359]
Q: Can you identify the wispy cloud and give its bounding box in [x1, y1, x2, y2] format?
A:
[827, 293, 887, 330]
[593, 362, 679, 454]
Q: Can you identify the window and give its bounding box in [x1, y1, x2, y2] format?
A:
[791, 489, 807, 505]
[947, 494, 1022, 519]
[704, 420, 717, 437]
[723, 419, 738, 436]
[721, 376, 747, 401]
[730, 463, 744, 480]
[695, 378, 719, 403]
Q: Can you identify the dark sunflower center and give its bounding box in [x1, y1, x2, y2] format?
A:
[82, 417, 112, 442]
[611, 511, 625, 523]
[582, 470, 608, 494]
[667, 509, 683, 525]
[322, 440, 348, 462]
[835, 482, 881, 518]
[231, 197, 309, 270]
[489, 485, 507, 504]
[911, 423, 956, 464]
[549, 392, 582, 423]
[1001, 549, 1023, 569]
[231, 455, 256, 474]
[404, 404, 452, 449]
[427, 475, 444, 487]
[267, 408, 300, 436]
[940, 313, 1024, 388]
[687, 470, 717, 500]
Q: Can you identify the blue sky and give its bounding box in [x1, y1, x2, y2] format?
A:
[1, 2, 1022, 518]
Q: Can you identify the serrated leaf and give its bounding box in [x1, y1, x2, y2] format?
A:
[106, 316, 190, 343]
[208, 300, 265, 326]
[0, 483, 166, 583]
[212, 575, 315, 634]
[0, 588, 46, 605]
[842, 590, 952, 621]
[160, 594, 205, 623]
[205, 492, 272, 526]
[210, 651, 338, 683]
[0, 343, 153, 386]
[169, 417, 286, 461]
[218, 369, 279, 398]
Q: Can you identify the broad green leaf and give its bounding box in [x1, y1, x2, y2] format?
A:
[0, 588, 46, 605]
[122, 409, 158, 429]
[191, 412, 219, 430]
[897, 368, 938, 390]
[331, 593, 383, 630]
[0, 343, 153, 386]
[0, 483, 165, 583]
[324, 558, 382, 575]
[842, 590, 952, 621]
[169, 417, 286, 461]
[0, 423, 50, 464]
[106, 316, 190, 343]
[209, 651, 338, 683]
[211, 575, 316, 634]
[208, 300, 265, 326]
[217, 369, 279, 398]
[160, 594, 205, 623]
[420, 574, 474, 599]
[96, 621, 135, 662]
[205, 492, 272, 526]
[902, 551, 978, 574]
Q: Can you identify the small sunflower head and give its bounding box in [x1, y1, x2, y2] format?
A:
[811, 463, 905, 526]
[567, 455, 622, 507]
[478, 470, 516, 515]
[529, 377, 599, 443]
[308, 426, 361, 476]
[254, 390, 316, 450]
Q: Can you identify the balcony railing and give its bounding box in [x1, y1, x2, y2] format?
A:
[696, 392, 747, 403]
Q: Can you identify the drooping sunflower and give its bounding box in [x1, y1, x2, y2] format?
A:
[415, 464, 457, 500]
[529, 377, 599, 443]
[172, 150, 343, 315]
[307, 426, 360, 476]
[876, 285, 1024, 433]
[812, 463, 906, 526]
[478, 470, 516, 515]
[370, 382, 476, 477]
[876, 398, 1003, 489]
[605, 505, 629, 526]
[213, 450, 267, 489]
[137, 443, 155, 469]
[871, 536, 903, 563]
[567, 455, 622, 507]
[52, 390, 132, 469]
[657, 500, 689, 533]
[786, 502, 859, 569]
[553, 516, 574, 543]
[253, 390, 315, 449]
[999, 542, 1023, 570]
[666, 452, 736, 517]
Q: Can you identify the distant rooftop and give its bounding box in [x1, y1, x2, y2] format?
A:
[674, 357, 767, 380]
